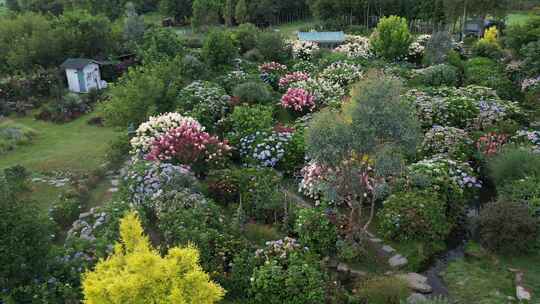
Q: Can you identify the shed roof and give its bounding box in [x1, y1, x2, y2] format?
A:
[60, 58, 99, 69]
[298, 31, 345, 43]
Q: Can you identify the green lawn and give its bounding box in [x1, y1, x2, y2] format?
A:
[0, 114, 121, 172]
[443, 242, 540, 303]
[507, 12, 536, 26]
[273, 20, 317, 38]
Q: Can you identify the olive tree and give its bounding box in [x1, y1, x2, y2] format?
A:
[305, 73, 420, 239]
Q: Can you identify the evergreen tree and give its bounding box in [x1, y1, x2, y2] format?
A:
[235, 0, 248, 24]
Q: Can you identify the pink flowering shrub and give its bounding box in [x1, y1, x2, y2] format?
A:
[278, 72, 310, 90]
[146, 118, 230, 169]
[259, 62, 287, 74]
[280, 88, 316, 112]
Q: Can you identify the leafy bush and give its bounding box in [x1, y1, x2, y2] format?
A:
[105, 133, 131, 165]
[232, 23, 259, 54]
[37, 93, 92, 123]
[414, 64, 459, 87]
[256, 31, 290, 62]
[463, 57, 516, 100]
[498, 176, 540, 216]
[378, 190, 451, 242]
[420, 125, 473, 161]
[0, 173, 52, 292]
[471, 40, 504, 60]
[521, 40, 540, 77]
[232, 81, 272, 104]
[180, 55, 207, 81]
[176, 81, 230, 130]
[49, 192, 84, 229]
[100, 57, 185, 127]
[243, 48, 264, 62]
[477, 200, 538, 254]
[224, 104, 274, 146]
[294, 205, 337, 256]
[370, 15, 412, 61]
[504, 16, 540, 53]
[202, 30, 237, 67]
[137, 27, 185, 63]
[423, 31, 453, 65]
[355, 275, 409, 304]
[0, 122, 38, 155]
[488, 147, 540, 187]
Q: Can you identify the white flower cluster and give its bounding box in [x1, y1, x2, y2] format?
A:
[319, 61, 363, 87]
[291, 77, 345, 107]
[334, 35, 372, 59]
[291, 40, 320, 60]
[521, 76, 540, 92]
[408, 34, 431, 58]
[130, 112, 202, 157]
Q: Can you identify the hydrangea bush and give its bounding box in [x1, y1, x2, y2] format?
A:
[512, 130, 540, 153]
[420, 125, 473, 160]
[240, 130, 292, 167]
[290, 40, 320, 60]
[407, 34, 431, 62]
[278, 72, 310, 90]
[290, 77, 346, 107]
[280, 88, 316, 113]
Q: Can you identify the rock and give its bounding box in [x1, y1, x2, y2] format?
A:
[109, 187, 119, 193]
[350, 269, 368, 279]
[517, 286, 532, 301]
[369, 238, 383, 243]
[337, 263, 350, 274]
[382, 245, 396, 253]
[398, 273, 432, 294]
[389, 254, 408, 268]
[111, 179, 119, 187]
[79, 211, 92, 219]
[407, 293, 427, 304]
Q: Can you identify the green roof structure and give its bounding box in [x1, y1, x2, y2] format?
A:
[298, 31, 345, 44]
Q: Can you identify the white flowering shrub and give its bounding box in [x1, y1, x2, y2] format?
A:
[407, 34, 431, 62]
[298, 161, 330, 202]
[334, 35, 372, 59]
[290, 40, 320, 60]
[512, 130, 540, 153]
[318, 61, 363, 87]
[130, 112, 198, 157]
[290, 77, 346, 107]
[420, 126, 473, 161]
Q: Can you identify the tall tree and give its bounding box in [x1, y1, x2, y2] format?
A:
[159, 0, 193, 24]
[235, 0, 248, 24]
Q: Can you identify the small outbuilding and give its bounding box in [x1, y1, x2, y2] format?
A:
[60, 58, 107, 93]
[298, 31, 345, 48]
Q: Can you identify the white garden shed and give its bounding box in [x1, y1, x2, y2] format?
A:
[60, 58, 107, 93]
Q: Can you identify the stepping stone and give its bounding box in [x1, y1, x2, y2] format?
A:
[382, 245, 396, 253]
[369, 238, 383, 243]
[407, 293, 427, 304]
[389, 254, 408, 268]
[111, 179, 120, 187]
[397, 273, 432, 294]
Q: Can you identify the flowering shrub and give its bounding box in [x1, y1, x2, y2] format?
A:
[240, 130, 292, 167]
[298, 161, 330, 201]
[319, 61, 363, 87]
[255, 237, 307, 263]
[407, 34, 431, 62]
[409, 157, 482, 191]
[278, 72, 310, 90]
[130, 112, 195, 157]
[224, 104, 274, 146]
[145, 118, 230, 169]
[334, 35, 372, 59]
[290, 77, 345, 107]
[512, 130, 540, 153]
[290, 40, 320, 60]
[420, 126, 473, 160]
[404, 85, 522, 131]
[280, 88, 316, 113]
[122, 161, 197, 208]
[259, 62, 287, 88]
[476, 132, 508, 157]
[521, 76, 540, 92]
[216, 70, 252, 93]
[176, 81, 230, 130]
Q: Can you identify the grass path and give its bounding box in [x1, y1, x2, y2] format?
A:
[0, 114, 121, 172]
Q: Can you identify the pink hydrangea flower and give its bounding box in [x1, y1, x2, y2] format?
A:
[280, 88, 316, 112]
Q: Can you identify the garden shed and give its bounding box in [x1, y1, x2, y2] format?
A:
[298, 31, 345, 48]
[60, 58, 107, 93]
